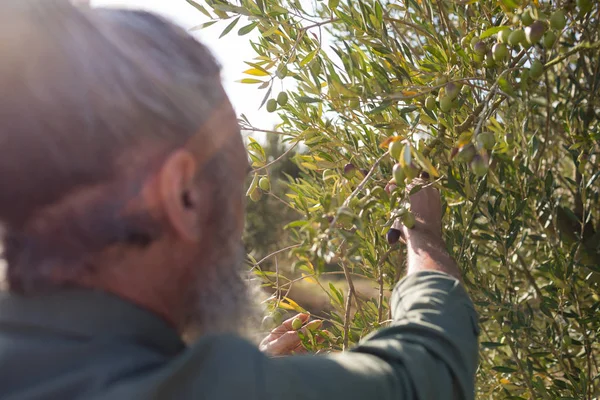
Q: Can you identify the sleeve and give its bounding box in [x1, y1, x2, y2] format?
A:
[262, 271, 480, 400]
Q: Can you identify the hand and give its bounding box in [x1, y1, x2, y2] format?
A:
[259, 313, 317, 356]
[398, 176, 443, 239]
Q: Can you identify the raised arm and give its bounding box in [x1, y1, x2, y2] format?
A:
[398, 178, 461, 280]
[259, 180, 479, 400]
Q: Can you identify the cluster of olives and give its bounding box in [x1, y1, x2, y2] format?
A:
[424, 79, 469, 114]
[452, 131, 495, 177]
[266, 91, 289, 113]
[248, 176, 271, 202]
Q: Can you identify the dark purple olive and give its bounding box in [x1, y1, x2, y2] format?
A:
[343, 163, 356, 179]
[386, 228, 402, 245]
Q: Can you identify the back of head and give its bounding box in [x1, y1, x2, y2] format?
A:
[0, 1, 225, 293]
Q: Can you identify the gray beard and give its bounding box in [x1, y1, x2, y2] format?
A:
[183, 244, 262, 343]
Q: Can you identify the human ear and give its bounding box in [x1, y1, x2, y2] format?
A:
[157, 149, 202, 242]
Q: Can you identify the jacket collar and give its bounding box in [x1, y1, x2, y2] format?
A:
[0, 288, 185, 356]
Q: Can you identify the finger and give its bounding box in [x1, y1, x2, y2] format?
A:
[291, 343, 307, 354]
[263, 331, 302, 355]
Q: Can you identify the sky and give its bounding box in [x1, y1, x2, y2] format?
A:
[92, 0, 280, 130]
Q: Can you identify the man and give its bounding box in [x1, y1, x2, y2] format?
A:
[0, 2, 479, 399]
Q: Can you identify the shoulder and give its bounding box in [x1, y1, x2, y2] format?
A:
[95, 334, 268, 400]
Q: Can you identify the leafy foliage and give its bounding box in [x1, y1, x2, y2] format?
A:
[193, 0, 600, 398]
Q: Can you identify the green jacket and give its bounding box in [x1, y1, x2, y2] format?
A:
[0, 271, 479, 399]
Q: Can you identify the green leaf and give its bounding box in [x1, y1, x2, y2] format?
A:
[238, 78, 265, 84]
[243, 68, 269, 77]
[213, 4, 252, 16]
[480, 26, 509, 39]
[492, 366, 517, 373]
[220, 16, 240, 38]
[246, 173, 259, 196]
[297, 96, 322, 104]
[190, 20, 218, 31]
[238, 22, 258, 36]
[413, 148, 439, 177]
[300, 50, 319, 67]
[261, 25, 280, 37]
[481, 341, 507, 348]
[185, 0, 212, 18]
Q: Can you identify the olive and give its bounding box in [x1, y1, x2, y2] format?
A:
[508, 29, 526, 46]
[343, 163, 356, 179]
[492, 43, 509, 63]
[266, 99, 278, 113]
[525, 21, 546, 45]
[386, 228, 402, 245]
[425, 95, 437, 111]
[277, 92, 289, 106]
[439, 95, 453, 112]
[529, 59, 544, 79]
[550, 9, 567, 30]
[393, 163, 405, 185]
[470, 155, 489, 176]
[259, 177, 271, 191]
[543, 31, 557, 48]
[389, 140, 403, 161]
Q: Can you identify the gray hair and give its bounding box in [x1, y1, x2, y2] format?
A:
[0, 2, 226, 293]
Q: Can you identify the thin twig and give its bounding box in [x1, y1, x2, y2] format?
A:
[544, 40, 600, 69]
[383, 16, 438, 42]
[249, 244, 301, 271]
[267, 192, 303, 214]
[302, 18, 339, 31]
[329, 151, 389, 229]
[242, 126, 294, 136]
[253, 140, 299, 173]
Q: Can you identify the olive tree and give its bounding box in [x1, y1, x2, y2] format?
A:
[189, 0, 599, 398]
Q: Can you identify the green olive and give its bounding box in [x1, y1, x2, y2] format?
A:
[389, 140, 403, 161]
[291, 317, 303, 330]
[529, 59, 544, 79]
[470, 155, 489, 176]
[498, 29, 512, 43]
[521, 8, 535, 26]
[492, 43, 509, 63]
[392, 163, 405, 185]
[276, 65, 288, 78]
[543, 31, 557, 48]
[277, 92, 288, 106]
[508, 29, 526, 46]
[445, 82, 461, 99]
[550, 9, 567, 30]
[477, 132, 496, 150]
[425, 95, 437, 111]
[259, 177, 271, 191]
[577, 0, 593, 14]
[455, 144, 476, 163]
[266, 99, 278, 113]
[439, 95, 453, 112]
